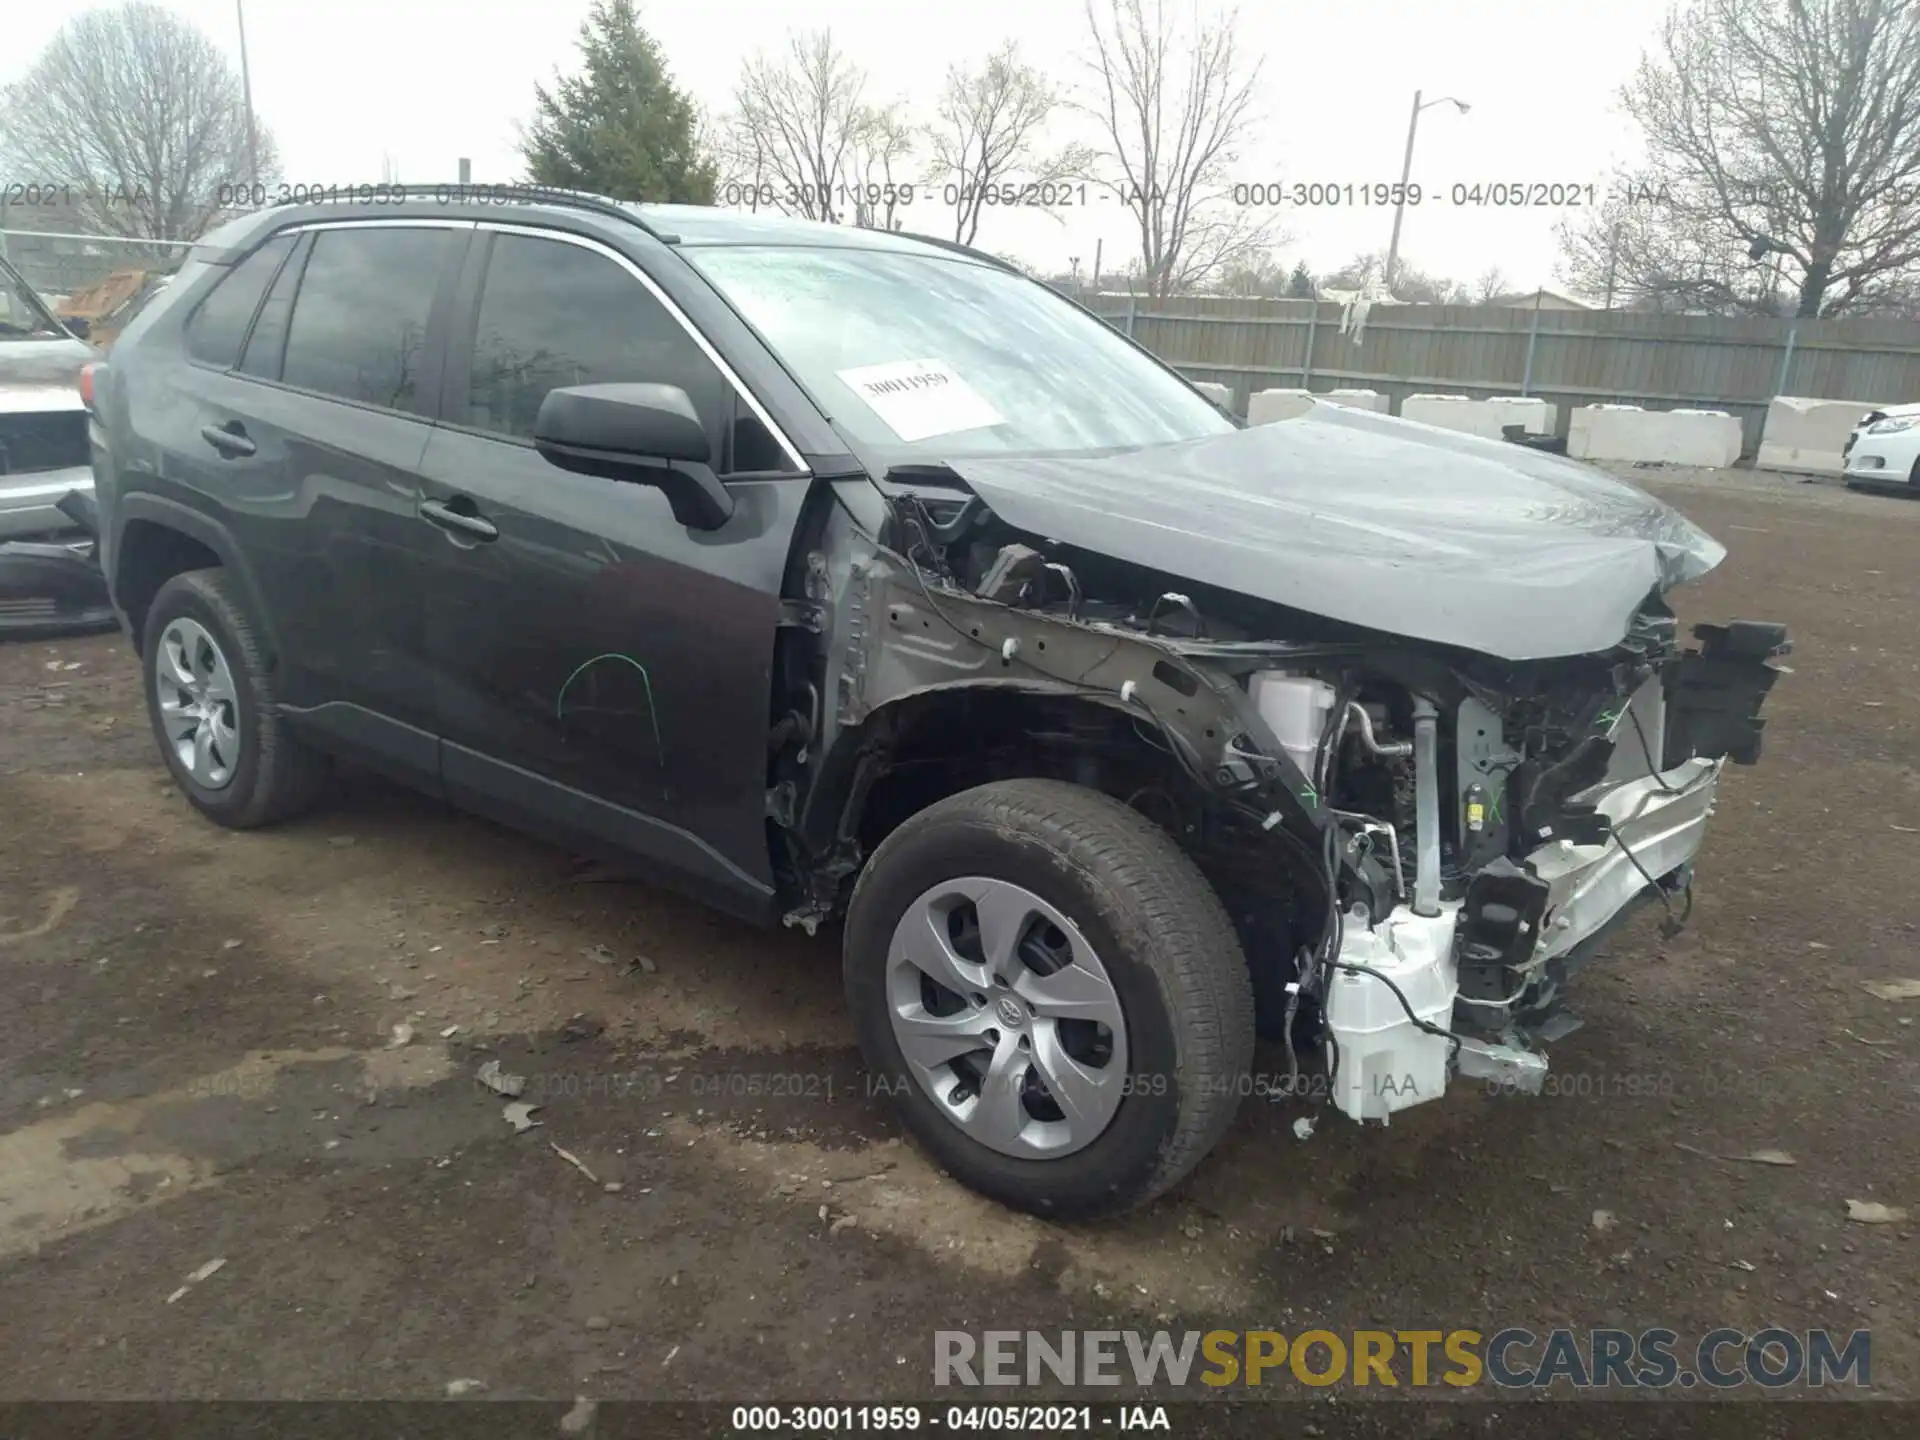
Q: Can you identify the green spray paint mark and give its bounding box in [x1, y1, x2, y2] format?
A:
[1300, 783, 1318, 808]
[1595, 707, 1623, 730]
[556, 652, 665, 762]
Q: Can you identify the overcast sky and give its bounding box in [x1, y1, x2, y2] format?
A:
[5, 0, 1672, 291]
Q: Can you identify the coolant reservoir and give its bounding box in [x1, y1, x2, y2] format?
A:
[1249, 672, 1337, 784]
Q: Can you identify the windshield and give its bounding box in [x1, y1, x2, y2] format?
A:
[0, 258, 67, 340]
[684, 245, 1233, 461]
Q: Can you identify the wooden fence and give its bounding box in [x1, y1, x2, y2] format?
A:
[1078, 292, 1920, 454]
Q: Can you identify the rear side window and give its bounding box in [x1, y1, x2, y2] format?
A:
[184, 234, 296, 368]
[238, 234, 309, 380]
[463, 233, 730, 447]
[281, 227, 454, 414]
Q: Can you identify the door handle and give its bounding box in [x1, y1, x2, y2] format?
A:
[199, 423, 256, 458]
[419, 498, 499, 542]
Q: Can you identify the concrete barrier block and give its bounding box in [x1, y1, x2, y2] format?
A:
[1191, 381, 1232, 410]
[1568, 405, 1742, 467]
[1756, 395, 1882, 476]
[1248, 388, 1315, 424]
[1485, 396, 1556, 435]
[1402, 393, 1554, 439]
[1324, 388, 1388, 412]
[1400, 393, 1472, 425]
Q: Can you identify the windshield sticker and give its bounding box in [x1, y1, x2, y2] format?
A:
[835, 358, 1004, 442]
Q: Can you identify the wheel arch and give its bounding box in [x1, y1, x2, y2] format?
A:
[797, 684, 1163, 862]
[790, 682, 1326, 935]
[111, 495, 274, 658]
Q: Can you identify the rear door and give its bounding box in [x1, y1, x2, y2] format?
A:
[222, 221, 471, 776]
[415, 224, 812, 917]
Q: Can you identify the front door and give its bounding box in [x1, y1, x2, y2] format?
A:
[415, 227, 810, 918]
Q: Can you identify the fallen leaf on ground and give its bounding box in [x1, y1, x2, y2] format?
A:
[1735, 1149, 1796, 1167]
[476, 1058, 526, 1097]
[503, 1102, 542, 1133]
[551, 1142, 600, 1183]
[1844, 1200, 1906, 1224]
[1863, 979, 1920, 1002]
[1592, 1210, 1615, 1232]
[165, 1256, 226, 1303]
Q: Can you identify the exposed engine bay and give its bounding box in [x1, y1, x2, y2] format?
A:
[774, 434, 1791, 1124]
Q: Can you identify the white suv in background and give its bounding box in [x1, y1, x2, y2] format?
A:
[1842, 403, 1920, 492]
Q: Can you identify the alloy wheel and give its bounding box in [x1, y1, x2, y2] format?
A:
[155, 617, 242, 790]
[884, 876, 1130, 1159]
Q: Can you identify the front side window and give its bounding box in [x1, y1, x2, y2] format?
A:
[684, 245, 1231, 461]
[281, 227, 453, 413]
[464, 234, 731, 447]
[185, 233, 295, 368]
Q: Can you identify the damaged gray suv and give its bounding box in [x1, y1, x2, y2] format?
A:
[84, 188, 1788, 1217]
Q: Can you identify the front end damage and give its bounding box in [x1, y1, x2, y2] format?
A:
[775, 411, 1790, 1124]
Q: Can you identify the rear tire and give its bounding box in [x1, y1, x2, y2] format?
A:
[142, 568, 329, 828]
[844, 779, 1254, 1218]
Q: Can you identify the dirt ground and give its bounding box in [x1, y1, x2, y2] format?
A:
[0, 467, 1915, 1427]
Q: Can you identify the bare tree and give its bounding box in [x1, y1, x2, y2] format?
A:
[0, 2, 275, 244]
[1558, 0, 1920, 317]
[930, 44, 1095, 245]
[847, 102, 922, 231]
[728, 30, 869, 223]
[711, 109, 776, 212]
[1322, 251, 1469, 304]
[1555, 179, 1778, 312]
[1472, 265, 1511, 303]
[1206, 251, 1290, 296]
[1078, 0, 1276, 296]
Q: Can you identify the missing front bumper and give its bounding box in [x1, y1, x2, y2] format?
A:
[1322, 758, 1721, 1122]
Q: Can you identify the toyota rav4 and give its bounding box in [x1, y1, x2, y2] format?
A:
[83, 189, 1788, 1217]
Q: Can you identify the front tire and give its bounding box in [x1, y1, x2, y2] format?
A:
[844, 779, 1255, 1218]
[142, 568, 329, 828]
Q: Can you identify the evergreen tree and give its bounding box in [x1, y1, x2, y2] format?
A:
[1287, 261, 1314, 298]
[521, 0, 714, 204]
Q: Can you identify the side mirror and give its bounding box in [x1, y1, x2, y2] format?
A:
[533, 382, 733, 530]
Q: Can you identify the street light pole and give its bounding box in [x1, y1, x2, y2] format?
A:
[236, 0, 259, 184]
[1383, 89, 1423, 296]
[1383, 89, 1469, 297]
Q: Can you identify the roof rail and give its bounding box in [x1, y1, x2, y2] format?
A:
[272, 182, 681, 244]
[896, 231, 1021, 273]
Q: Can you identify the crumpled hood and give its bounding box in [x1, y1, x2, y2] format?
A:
[939, 401, 1726, 662]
